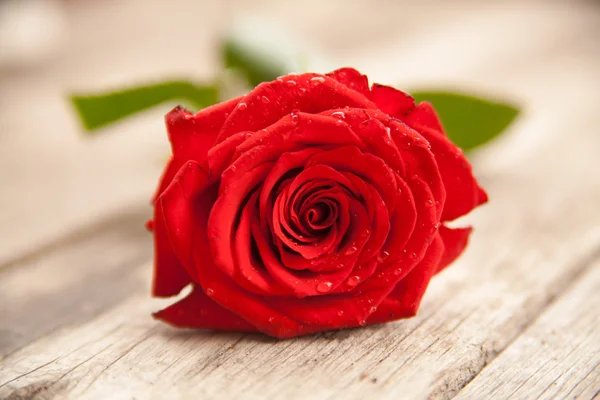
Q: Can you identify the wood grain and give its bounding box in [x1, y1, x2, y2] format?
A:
[1, 1, 600, 399]
[455, 260, 600, 400]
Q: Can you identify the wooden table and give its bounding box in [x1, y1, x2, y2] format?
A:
[1, 1, 599, 399]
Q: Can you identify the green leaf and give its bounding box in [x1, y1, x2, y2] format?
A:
[222, 39, 288, 88]
[71, 81, 219, 131]
[411, 91, 520, 151]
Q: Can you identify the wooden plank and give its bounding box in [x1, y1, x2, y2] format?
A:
[0, 208, 151, 358]
[1, 2, 600, 399]
[455, 260, 600, 400]
[1, 68, 600, 399]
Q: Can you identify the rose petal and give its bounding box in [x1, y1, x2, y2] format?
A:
[151, 205, 190, 297]
[407, 123, 487, 221]
[159, 161, 217, 283]
[153, 98, 241, 202]
[216, 73, 377, 143]
[306, 144, 398, 210]
[402, 101, 443, 132]
[208, 163, 274, 277]
[366, 234, 444, 324]
[153, 285, 258, 332]
[233, 191, 290, 295]
[436, 224, 472, 273]
[326, 68, 370, 97]
[369, 83, 415, 117]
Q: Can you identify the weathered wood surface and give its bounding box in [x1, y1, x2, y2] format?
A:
[1, 1, 600, 399]
[456, 261, 600, 400]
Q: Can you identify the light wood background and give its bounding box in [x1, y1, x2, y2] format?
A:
[1, 1, 599, 399]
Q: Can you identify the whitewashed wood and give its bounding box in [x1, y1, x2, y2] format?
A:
[1, 1, 600, 399]
[454, 261, 600, 400]
[2, 58, 600, 399]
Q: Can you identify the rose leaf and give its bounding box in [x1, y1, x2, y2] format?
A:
[70, 81, 219, 132]
[411, 91, 520, 151]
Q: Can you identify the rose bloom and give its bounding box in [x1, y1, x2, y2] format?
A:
[149, 68, 487, 339]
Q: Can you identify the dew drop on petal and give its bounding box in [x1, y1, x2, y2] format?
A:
[409, 252, 417, 259]
[237, 102, 247, 110]
[261, 96, 270, 103]
[359, 320, 367, 326]
[206, 288, 215, 297]
[377, 250, 390, 263]
[268, 316, 275, 323]
[345, 246, 358, 255]
[311, 76, 325, 84]
[370, 306, 377, 313]
[331, 111, 345, 119]
[316, 281, 333, 293]
[286, 80, 297, 86]
[347, 275, 361, 287]
[394, 268, 402, 276]
[337, 310, 344, 317]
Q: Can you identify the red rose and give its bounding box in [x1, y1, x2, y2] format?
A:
[149, 68, 487, 339]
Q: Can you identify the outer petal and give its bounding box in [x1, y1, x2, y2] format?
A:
[153, 285, 258, 332]
[366, 234, 444, 324]
[151, 204, 190, 297]
[326, 68, 370, 97]
[159, 161, 217, 283]
[402, 101, 443, 132]
[408, 122, 487, 221]
[216, 73, 377, 143]
[436, 224, 472, 273]
[369, 84, 415, 117]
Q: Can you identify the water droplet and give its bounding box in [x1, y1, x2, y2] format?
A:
[393, 268, 402, 276]
[268, 316, 275, 323]
[435, 222, 441, 229]
[245, 132, 253, 138]
[365, 229, 371, 236]
[331, 111, 345, 119]
[409, 252, 417, 259]
[377, 272, 384, 278]
[426, 199, 433, 206]
[237, 102, 247, 110]
[337, 310, 344, 317]
[206, 288, 215, 297]
[345, 246, 358, 255]
[377, 251, 390, 262]
[370, 306, 377, 313]
[359, 320, 367, 326]
[290, 112, 299, 123]
[310, 259, 319, 265]
[286, 80, 297, 87]
[261, 96, 270, 104]
[385, 126, 391, 138]
[311, 76, 325, 84]
[316, 281, 333, 293]
[299, 87, 307, 93]
[230, 165, 237, 171]
[335, 120, 344, 126]
[347, 275, 361, 287]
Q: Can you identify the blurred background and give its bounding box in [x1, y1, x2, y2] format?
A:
[0, 0, 599, 267]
